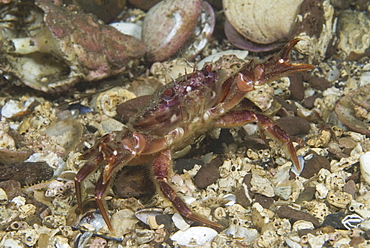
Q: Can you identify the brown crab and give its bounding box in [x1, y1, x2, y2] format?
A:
[74, 39, 314, 231]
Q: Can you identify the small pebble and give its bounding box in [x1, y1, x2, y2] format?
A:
[0, 180, 22, 200]
[277, 205, 320, 228]
[194, 157, 222, 189]
[295, 187, 316, 204]
[360, 152, 370, 185]
[156, 214, 174, 233]
[276, 116, 311, 136]
[254, 194, 274, 209]
[235, 187, 251, 209]
[321, 212, 347, 230]
[343, 179, 357, 198]
[0, 148, 34, 165]
[170, 227, 218, 247]
[174, 159, 204, 173]
[307, 76, 332, 91]
[303, 94, 320, 109]
[289, 73, 305, 101]
[300, 152, 330, 179]
[349, 237, 366, 247]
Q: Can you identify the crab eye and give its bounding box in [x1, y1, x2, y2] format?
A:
[162, 88, 175, 101]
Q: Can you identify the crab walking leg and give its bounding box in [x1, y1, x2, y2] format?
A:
[75, 153, 104, 212]
[153, 149, 222, 229]
[215, 110, 302, 173]
[94, 173, 115, 231]
[75, 133, 117, 211]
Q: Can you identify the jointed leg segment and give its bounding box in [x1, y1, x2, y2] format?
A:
[152, 149, 222, 229]
[216, 110, 301, 173]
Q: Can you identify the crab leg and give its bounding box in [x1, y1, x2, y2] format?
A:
[215, 110, 302, 173]
[153, 149, 222, 230]
[75, 152, 104, 213]
[74, 134, 115, 212]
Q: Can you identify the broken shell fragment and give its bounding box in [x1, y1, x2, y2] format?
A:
[326, 191, 352, 209]
[135, 208, 164, 226]
[335, 84, 370, 136]
[336, 10, 370, 59]
[91, 87, 136, 117]
[170, 226, 217, 247]
[172, 213, 190, 230]
[360, 152, 370, 185]
[1, 98, 37, 119]
[111, 209, 139, 236]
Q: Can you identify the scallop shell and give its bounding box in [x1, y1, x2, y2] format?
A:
[223, 0, 303, 45]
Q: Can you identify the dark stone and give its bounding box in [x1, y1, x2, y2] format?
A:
[277, 205, 320, 228]
[308, 77, 332, 91]
[300, 152, 330, 179]
[276, 116, 311, 136]
[0, 180, 22, 200]
[194, 157, 222, 189]
[289, 73, 305, 101]
[174, 159, 204, 173]
[155, 214, 174, 233]
[0, 162, 53, 186]
[347, 171, 361, 184]
[349, 236, 366, 247]
[295, 187, 316, 204]
[254, 194, 274, 209]
[235, 187, 251, 209]
[242, 174, 252, 188]
[321, 212, 347, 230]
[343, 179, 358, 199]
[275, 96, 298, 114]
[303, 94, 320, 109]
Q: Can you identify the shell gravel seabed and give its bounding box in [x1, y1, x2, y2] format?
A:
[1, 1, 370, 248]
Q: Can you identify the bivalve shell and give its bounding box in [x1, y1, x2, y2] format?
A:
[142, 0, 201, 62]
[142, 0, 215, 61]
[223, 0, 303, 45]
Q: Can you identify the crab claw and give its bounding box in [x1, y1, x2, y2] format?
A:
[240, 38, 315, 86]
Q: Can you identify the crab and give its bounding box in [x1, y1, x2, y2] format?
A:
[74, 39, 315, 231]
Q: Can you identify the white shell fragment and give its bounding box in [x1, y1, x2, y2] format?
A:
[223, 194, 236, 206]
[1, 98, 36, 118]
[250, 173, 275, 197]
[170, 226, 217, 247]
[360, 151, 370, 185]
[0, 188, 8, 205]
[172, 213, 190, 230]
[225, 225, 260, 242]
[135, 208, 163, 226]
[110, 22, 142, 40]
